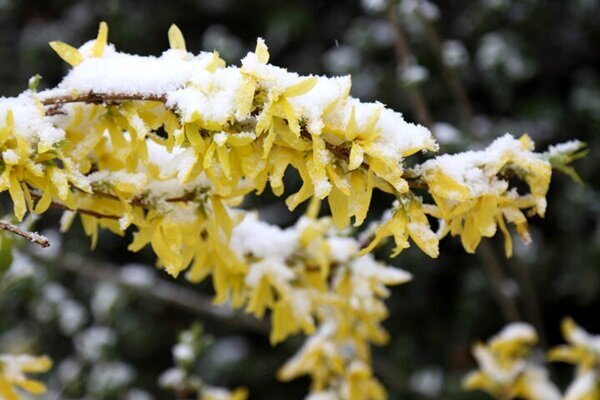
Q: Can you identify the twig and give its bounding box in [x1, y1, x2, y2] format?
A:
[513, 258, 546, 346]
[29, 191, 121, 220]
[386, 2, 434, 129]
[33, 251, 404, 391]
[35, 251, 270, 335]
[0, 220, 50, 248]
[416, 10, 473, 132]
[479, 241, 520, 322]
[386, 0, 523, 324]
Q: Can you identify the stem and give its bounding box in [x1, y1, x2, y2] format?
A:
[417, 11, 473, 132]
[479, 241, 520, 322]
[386, 2, 434, 129]
[0, 220, 50, 248]
[513, 258, 546, 346]
[35, 251, 270, 335]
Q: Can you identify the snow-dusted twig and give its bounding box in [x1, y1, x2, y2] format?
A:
[0, 220, 50, 248]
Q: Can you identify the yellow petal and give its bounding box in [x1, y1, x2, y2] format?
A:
[216, 144, 231, 180]
[349, 169, 373, 226]
[8, 174, 26, 221]
[91, 21, 108, 57]
[280, 98, 300, 136]
[15, 379, 46, 395]
[328, 186, 349, 229]
[49, 41, 83, 66]
[345, 106, 360, 141]
[283, 76, 318, 98]
[210, 196, 233, 237]
[0, 376, 19, 400]
[168, 24, 186, 51]
[461, 215, 481, 253]
[0, 110, 14, 147]
[34, 181, 53, 214]
[349, 143, 364, 170]
[255, 38, 269, 64]
[236, 75, 256, 119]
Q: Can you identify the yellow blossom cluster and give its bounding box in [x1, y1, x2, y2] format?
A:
[463, 322, 561, 400]
[0, 22, 584, 399]
[0, 354, 52, 399]
[548, 318, 600, 400]
[465, 319, 600, 400]
[231, 211, 411, 398]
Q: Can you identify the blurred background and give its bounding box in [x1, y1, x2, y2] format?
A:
[0, 0, 599, 399]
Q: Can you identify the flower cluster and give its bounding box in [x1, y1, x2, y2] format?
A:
[548, 318, 600, 399]
[465, 319, 600, 400]
[463, 322, 560, 400]
[0, 354, 52, 399]
[0, 23, 584, 398]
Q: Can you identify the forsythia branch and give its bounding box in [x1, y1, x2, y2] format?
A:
[0, 220, 50, 248]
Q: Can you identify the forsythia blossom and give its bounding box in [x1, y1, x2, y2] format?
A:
[0, 354, 52, 399]
[0, 22, 584, 398]
[463, 323, 561, 400]
[548, 318, 600, 400]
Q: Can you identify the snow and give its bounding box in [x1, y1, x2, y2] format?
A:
[433, 122, 461, 144]
[564, 371, 596, 400]
[545, 140, 584, 158]
[419, 133, 544, 197]
[492, 322, 537, 344]
[350, 255, 412, 285]
[0, 92, 65, 148]
[45, 47, 216, 97]
[86, 170, 147, 192]
[166, 67, 243, 125]
[2, 149, 19, 164]
[288, 75, 352, 135]
[328, 236, 359, 263]
[400, 64, 429, 86]
[172, 343, 195, 363]
[245, 258, 295, 287]
[442, 40, 468, 68]
[230, 213, 298, 261]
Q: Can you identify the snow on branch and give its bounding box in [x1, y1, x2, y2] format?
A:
[0, 22, 585, 399]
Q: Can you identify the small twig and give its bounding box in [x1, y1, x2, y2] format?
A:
[479, 241, 520, 322]
[36, 251, 270, 335]
[416, 11, 473, 133]
[29, 191, 121, 220]
[513, 258, 546, 347]
[0, 220, 50, 248]
[386, 2, 434, 129]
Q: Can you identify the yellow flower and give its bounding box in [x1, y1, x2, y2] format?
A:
[463, 323, 561, 400]
[361, 196, 438, 258]
[0, 354, 52, 399]
[548, 317, 600, 372]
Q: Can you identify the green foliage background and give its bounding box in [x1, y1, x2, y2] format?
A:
[0, 0, 599, 399]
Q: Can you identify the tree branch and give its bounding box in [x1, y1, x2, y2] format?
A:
[36, 251, 270, 335]
[416, 11, 473, 132]
[386, 2, 434, 129]
[0, 220, 50, 248]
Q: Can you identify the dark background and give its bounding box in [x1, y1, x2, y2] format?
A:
[0, 0, 599, 399]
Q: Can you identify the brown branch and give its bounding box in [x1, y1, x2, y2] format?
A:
[29, 191, 120, 220]
[37, 251, 270, 335]
[479, 241, 520, 322]
[382, 1, 523, 324]
[386, 2, 434, 129]
[41, 91, 167, 106]
[42, 91, 167, 116]
[0, 220, 50, 248]
[417, 11, 473, 132]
